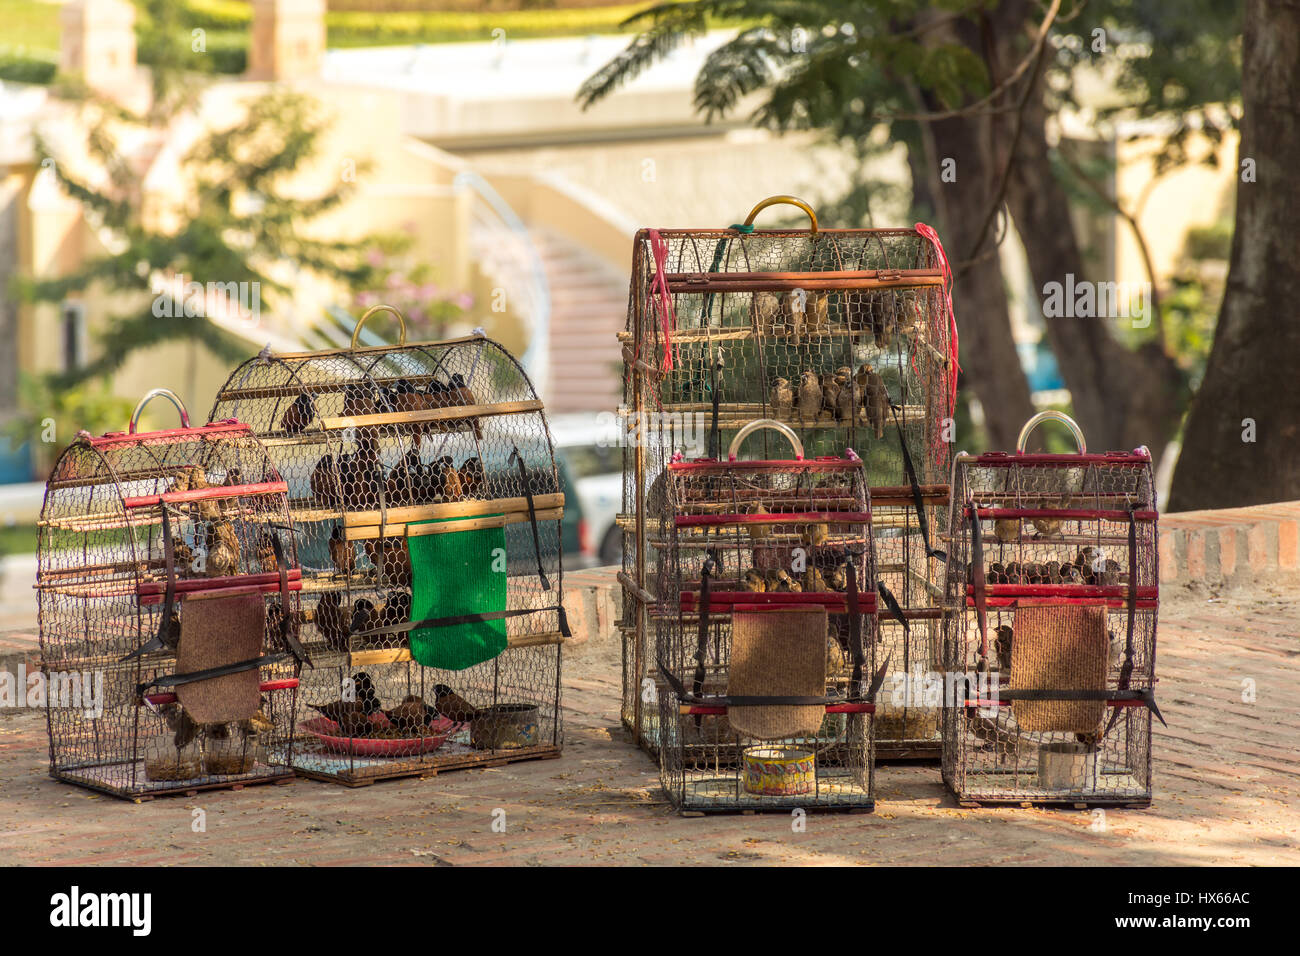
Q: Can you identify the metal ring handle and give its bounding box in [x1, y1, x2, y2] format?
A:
[351, 304, 407, 349]
[727, 419, 805, 461]
[742, 195, 818, 236]
[129, 388, 190, 433]
[1016, 410, 1086, 454]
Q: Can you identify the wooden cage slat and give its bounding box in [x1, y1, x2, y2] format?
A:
[318, 399, 543, 431]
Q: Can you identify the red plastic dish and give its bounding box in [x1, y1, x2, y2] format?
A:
[299, 713, 460, 757]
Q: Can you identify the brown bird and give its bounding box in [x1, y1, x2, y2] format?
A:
[1031, 516, 1063, 538]
[460, 456, 485, 499]
[314, 591, 349, 651]
[872, 295, 897, 348]
[341, 382, 380, 418]
[222, 467, 242, 488]
[378, 591, 411, 627]
[339, 436, 383, 505]
[239, 706, 275, 738]
[308, 672, 381, 727]
[747, 502, 771, 541]
[365, 537, 412, 587]
[994, 518, 1021, 544]
[805, 291, 830, 337]
[349, 598, 377, 643]
[175, 466, 221, 520]
[256, 530, 279, 573]
[827, 563, 848, 592]
[385, 447, 422, 507]
[861, 365, 889, 440]
[801, 522, 829, 547]
[835, 371, 857, 423]
[820, 372, 841, 421]
[994, 624, 1014, 673]
[442, 373, 482, 439]
[432, 683, 481, 723]
[797, 370, 822, 427]
[205, 520, 241, 577]
[770, 377, 794, 420]
[168, 705, 200, 750]
[384, 695, 438, 736]
[279, 392, 316, 435]
[741, 569, 767, 592]
[328, 525, 355, 577]
[170, 536, 197, 576]
[310, 455, 341, 507]
[803, 566, 827, 593]
[753, 291, 781, 336]
[436, 456, 464, 501]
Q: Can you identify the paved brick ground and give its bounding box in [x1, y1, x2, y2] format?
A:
[0, 588, 1296, 866]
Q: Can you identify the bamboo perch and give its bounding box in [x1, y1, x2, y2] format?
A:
[343, 493, 564, 528]
[344, 507, 564, 540]
[319, 399, 542, 431]
[348, 630, 566, 667]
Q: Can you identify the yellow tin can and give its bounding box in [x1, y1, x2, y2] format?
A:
[742, 746, 816, 796]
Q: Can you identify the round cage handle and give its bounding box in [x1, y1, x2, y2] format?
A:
[129, 388, 190, 434]
[1016, 410, 1087, 454]
[351, 304, 407, 349]
[727, 419, 805, 461]
[742, 195, 818, 236]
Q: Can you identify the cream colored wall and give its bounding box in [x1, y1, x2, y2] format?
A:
[1114, 127, 1238, 288]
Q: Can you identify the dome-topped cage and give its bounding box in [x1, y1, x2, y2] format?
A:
[209, 306, 568, 786]
[37, 389, 304, 799]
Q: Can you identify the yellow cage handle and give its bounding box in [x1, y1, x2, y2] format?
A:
[742, 194, 819, 236]
[351, 304, 407, 349]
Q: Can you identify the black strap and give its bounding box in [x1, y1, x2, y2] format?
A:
[691, 558, 716, 706]
[889, 400, 947, 563]
[269, 532, 311, 667]
[658, 655, 893, 707]
[137, 653, 286, 696]
[510, 445, 551, 591]
[121, 506, 179, 662]
[845, 553, 864, 693]
[357, 604, 567, 638]
[1104, 507, 1142, 736]
[877, 580, 910, 672]
[989, 686, 1166, 726]
[969, 503, 989, 669]
[707, 356, 722, 460]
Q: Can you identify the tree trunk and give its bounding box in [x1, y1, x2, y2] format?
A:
[990, 10, 1184, 460]
[1169, 0, 1300, 510]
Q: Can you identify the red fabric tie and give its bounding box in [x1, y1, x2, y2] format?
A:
[914, 222, 959, 417]
[646, 229, 677, 372]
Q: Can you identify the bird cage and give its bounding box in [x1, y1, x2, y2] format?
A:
[36, 389, 305, 800]
[653, 421, 879, 813]
[941, 412, 1163, 807]
[208, 306, 568, 786]
[619, 196, 956, 759]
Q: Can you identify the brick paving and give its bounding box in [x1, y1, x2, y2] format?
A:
[0, 589, 1296, 866]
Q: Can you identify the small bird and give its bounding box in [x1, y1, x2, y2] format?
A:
[1004, 562, 1021, 583]
[314, 591, 349, 651]
[741, 569, 767, 592]
[365, 537, 412, 586]
[872, 295, 897, 348]
[238, 707, 274, 738]
[350, 598, 377, 642]
[994, 518, 1021, 544]
[994, 624, 1014, 672]
[826, 632, 847, 679]
[1100, 558, 1122, 587]
[797, 370, 822, 427]
[341, 382, 380, 418]
[388, 378, 426, 415]
[384, 695, 438, 736]
[827, 563, 848, 592]
[175, 466, 221, 520]
[803, 566, 827, 593]
[432, 684, 481, 723]
[222, 467, 242, 488]
[444, 373, 482, 439]
[805, 291, 830, 337]
[256, 530, 279, 573]
[171, 536, 197, 576]
[861, 365, 889, 439]
[754, 292, 781, 335]
[820, 372, 841, 420]
[310, 455, 341, 507]
[460, 457, 485, 499]
[770, 377, 794, 420]
[766, 568, 798, 592]
[1061, 564, 1084, 585]
[747, 502, 771, 541]
[279, 392, 316, 435]
[328, 525, 355, 577]
[835, 372, 856, 423]
[379, 591, 411, 627]
[309, 672, 382, 727]
[987, 561, 1006, 584]
[1043, 560, 1062, 583]
[801, 523, 829, 547]
[1031, 516, 1063, 538]
[205, 520, 241, 577]
[437, 456, 465, 501]
[168, 705, 200, 750]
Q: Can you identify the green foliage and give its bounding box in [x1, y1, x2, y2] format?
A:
[3, 374, 135, 475]
[0, 48, 56, 84]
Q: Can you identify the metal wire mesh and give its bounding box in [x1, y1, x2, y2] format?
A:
[209, 329, 565, 784]
[619, 222, 956, 760]
[941, 450, 1159, 806]
[652, 454, 878, 812]
[37, 422, 301, 799]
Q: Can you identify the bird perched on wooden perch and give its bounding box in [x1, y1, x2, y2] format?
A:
[747, 502, 771, 541]
[365, 537, 411, 587]
[820, 372, 841, 422]
[256, 530, 279, 573]
[994, 624, 1014, 673]
[432, 684, 481, 723]
[436, 456, 465, 501]
[349, 598, 377, 643]
[860, 365, 890, 440]
[835, 368, 856, 423]
[279, 392, 316, 435]
[803, 566, 827, 593]
[797, 370, 822, 427]
[741, 569, 767, 592]
[341, 382, 381, 419]
[801, 522, 829, 547]
[314, 591, 348, 652]
[770, 377, 793, 420]
[328, 525, 355, 577]
[994, 518, 1021, 545]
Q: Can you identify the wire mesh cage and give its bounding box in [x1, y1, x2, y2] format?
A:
[208, 306, 567, 786]
[652, 421, 879, 813]
[619, 197, 956, 759]
[36, 389, 304, 800]
[941, 412, 1162, 807]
